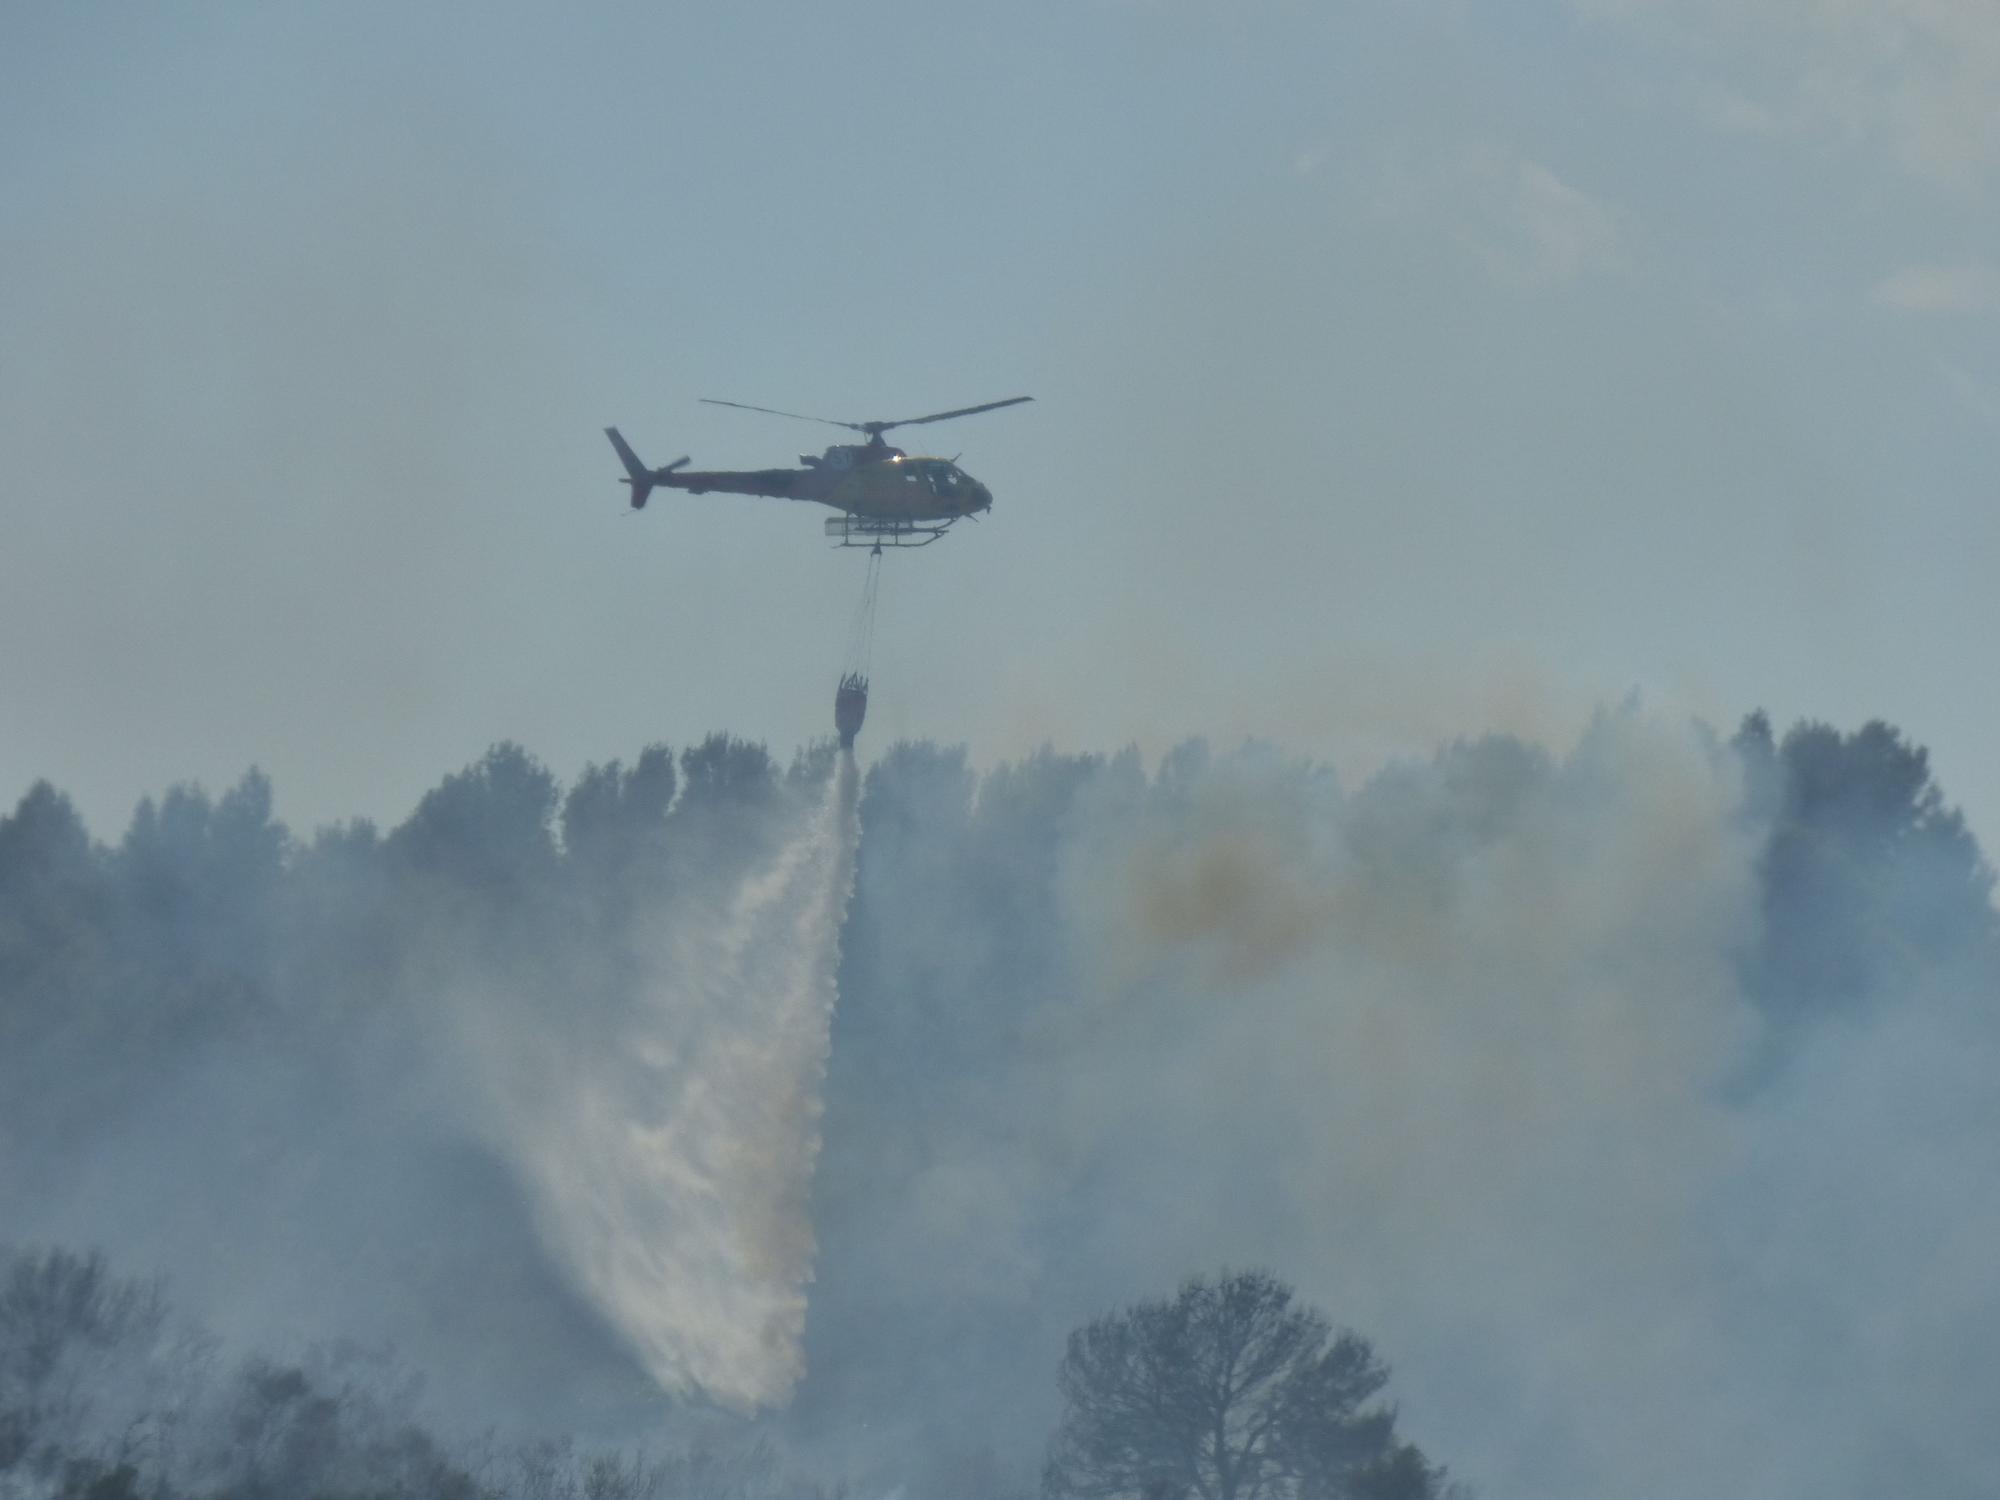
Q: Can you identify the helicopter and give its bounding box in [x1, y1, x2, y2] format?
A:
[605, 395, 1031, 547]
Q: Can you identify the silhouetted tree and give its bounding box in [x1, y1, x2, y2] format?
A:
[392, 743, 559, 896]
[0, 785, 114, 1132]
[785, 740, 840, 800]
[204, 1352, 486, 1500]
[659, 734, 783, 889]
[675, 735, 777, 815]
[1735, 715, 1997, 1018]
[562, 745, 677, 880]
[108, 772, 288, 1045]
[1043, 1272, 1447, 1500]
[0, 1249, 168, 1489]
[0, 782, 102, 946]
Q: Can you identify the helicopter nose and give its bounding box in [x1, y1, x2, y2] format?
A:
[973, 483, 992, 512]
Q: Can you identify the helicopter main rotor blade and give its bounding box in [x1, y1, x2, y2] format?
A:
[700, 398, 865, 432]
[867, 396, 1033, 433]
[702, 395, 1034, 438]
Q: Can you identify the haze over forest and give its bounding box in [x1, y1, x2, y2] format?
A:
[9, 7, 2000, 1495]
[4, 708, 1995, 1499]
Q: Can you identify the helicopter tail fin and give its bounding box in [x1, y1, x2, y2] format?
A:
[606, 430, 690, 511]
[606, 427, 655, 509]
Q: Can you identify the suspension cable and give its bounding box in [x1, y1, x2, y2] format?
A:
[842, 547, 883, 682]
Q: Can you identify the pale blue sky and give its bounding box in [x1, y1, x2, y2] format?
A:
[5, 0, 1997, 849]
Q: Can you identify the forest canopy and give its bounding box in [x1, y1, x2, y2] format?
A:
[2, 712, 1993, 1499]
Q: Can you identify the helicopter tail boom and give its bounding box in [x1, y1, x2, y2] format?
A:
[604, 428, 689, 510]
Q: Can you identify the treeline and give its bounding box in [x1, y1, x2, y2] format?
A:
[0, 735, 810, 1192]
[2, 712, 1994, 1497]
[4, 716, 1987, 1153]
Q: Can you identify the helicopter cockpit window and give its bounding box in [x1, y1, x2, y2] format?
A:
[922, 463, 959, 498]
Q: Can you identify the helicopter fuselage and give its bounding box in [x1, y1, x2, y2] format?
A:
[662, 447, 993, 523]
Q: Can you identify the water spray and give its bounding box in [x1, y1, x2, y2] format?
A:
[497, 755, 862, 1411]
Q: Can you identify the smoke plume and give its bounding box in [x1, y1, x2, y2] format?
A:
[2, 711, 1994, 1499]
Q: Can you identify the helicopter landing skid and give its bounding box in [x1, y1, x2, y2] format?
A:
[824, 516, 958, 549]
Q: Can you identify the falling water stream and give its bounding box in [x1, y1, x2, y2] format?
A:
[506, 753, 862, 1410]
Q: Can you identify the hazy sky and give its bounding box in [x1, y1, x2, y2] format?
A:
[5, 0, 1997, 848]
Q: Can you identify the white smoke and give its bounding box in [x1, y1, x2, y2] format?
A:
[484, 754, 861, 1411]
[809, 711, 2000, 1497]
